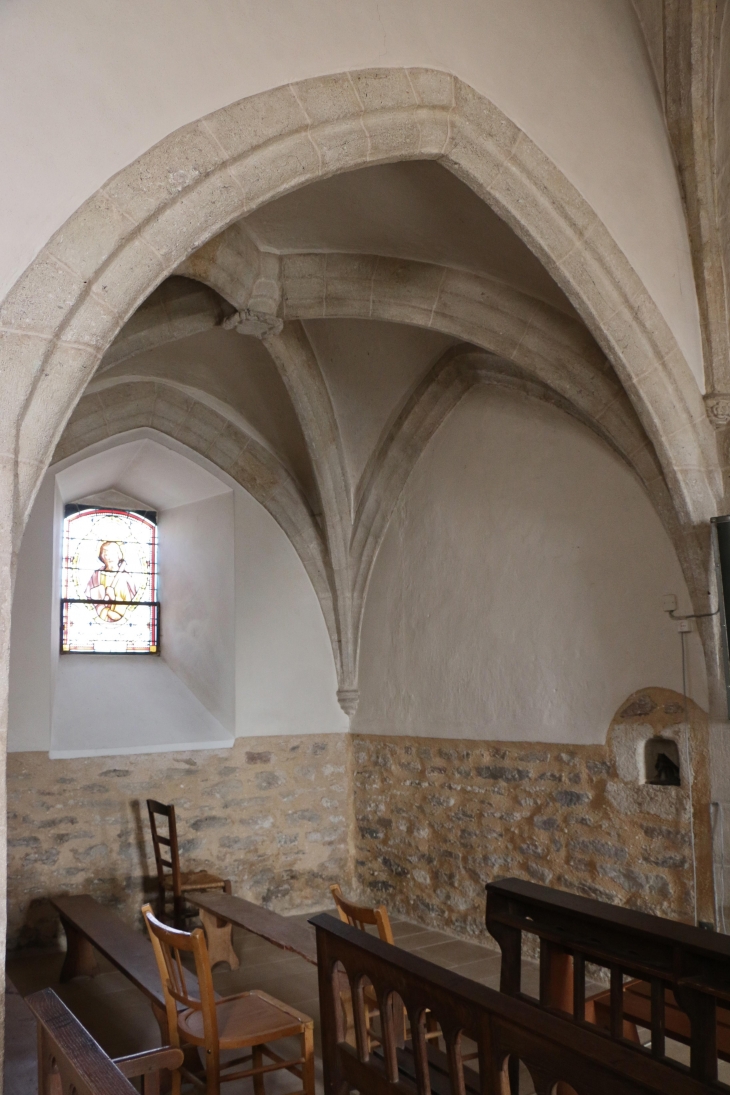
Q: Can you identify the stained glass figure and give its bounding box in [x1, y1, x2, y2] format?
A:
[61, 507, 159, 653]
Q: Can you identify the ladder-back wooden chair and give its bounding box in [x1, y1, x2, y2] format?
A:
[142, 904, 315, 1095]
[147, 799, 239, 968]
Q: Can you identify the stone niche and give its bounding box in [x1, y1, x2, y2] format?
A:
[644, 737, 681, 786]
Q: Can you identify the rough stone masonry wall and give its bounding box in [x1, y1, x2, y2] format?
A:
[353, 689, 714, 938]
[7, 734, 352, 951]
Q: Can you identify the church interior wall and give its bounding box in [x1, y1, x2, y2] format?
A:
[6, 378, 714, 949]
[1, 18, 726, 1051]
[8, 430, 346, 757]
[158, 491, 235, 734]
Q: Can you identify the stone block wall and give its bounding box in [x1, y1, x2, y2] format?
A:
[7, 734, 352, 950]
[352, 689, 714, 938]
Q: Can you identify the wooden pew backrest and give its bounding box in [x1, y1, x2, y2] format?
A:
[25, 987, 182, 1095]
[486, 876, 730, 1084]
[312, 912, 718, 1095]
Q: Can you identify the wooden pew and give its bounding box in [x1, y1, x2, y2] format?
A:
[5, 976, 39, 1093]
[486, 877, 730, 1084]
[589, 978, 730, 1061]
[312, 911, 716, 1095]
[25, 987, 182, 1095]
[51, 893, 206, 1041]
[186, 889, 317, 965]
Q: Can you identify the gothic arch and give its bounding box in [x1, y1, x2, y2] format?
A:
[0, 67, 718, 549]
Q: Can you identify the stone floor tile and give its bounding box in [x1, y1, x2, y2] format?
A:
[410, 938, 497, 967]
[389, 919, 429, 938]
[448, 955, 504, 984]
[395, 928, 456, 950]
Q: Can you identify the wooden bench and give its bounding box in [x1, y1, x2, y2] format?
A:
[186, 889, 318, 965]
[51, 893, 206, 1041]
[25, 987, 183, 1095]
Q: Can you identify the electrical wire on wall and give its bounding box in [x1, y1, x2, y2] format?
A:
[680, 628, 699, 927]
[711, 801, 728, 933]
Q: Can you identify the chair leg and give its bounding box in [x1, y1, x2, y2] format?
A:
[302, 1023, 315, 1095]
[252, 1044, 265, 1095]
[205, 1044, 221, 1095]
[155, 884, 166, 922]
[173, 895, 185, 931]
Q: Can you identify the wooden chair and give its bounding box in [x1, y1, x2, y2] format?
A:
[330, 883, 395, 942]
[330, 884, 445, 1051]
[142, 903, 315, 1095]
[147, 799, 239, 970]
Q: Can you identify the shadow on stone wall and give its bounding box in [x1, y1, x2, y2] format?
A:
[7, 734, 351, 950]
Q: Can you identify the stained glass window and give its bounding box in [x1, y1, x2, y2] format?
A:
[61, 506, 159, 654]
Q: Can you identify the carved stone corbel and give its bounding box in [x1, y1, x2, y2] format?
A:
[704, 393, 730, 428]
[223, 309, 284, 339]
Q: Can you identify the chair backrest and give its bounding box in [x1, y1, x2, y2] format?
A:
[142, 902, 219, 1055]
[147, 799, 182, 897]
[330, 884, 395, 944]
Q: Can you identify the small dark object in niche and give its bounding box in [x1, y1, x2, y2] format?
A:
[651, 751, 681, 786]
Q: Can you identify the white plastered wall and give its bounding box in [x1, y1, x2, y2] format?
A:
[355, 387, 709, 744]
[8, 429, 346, 756]
[0, 0, 702, 386]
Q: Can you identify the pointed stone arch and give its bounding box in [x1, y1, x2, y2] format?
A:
[0, 68, 717, 540]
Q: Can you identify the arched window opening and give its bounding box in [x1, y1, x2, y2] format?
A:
[61, 505, 159, 654]
[644, 737, 681, 786]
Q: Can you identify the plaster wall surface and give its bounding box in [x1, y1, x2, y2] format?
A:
[0, 0, 702, 383]
[355, 387, 708, 743]
[234, 486, 348, 738]
[160, 492, 235, 733]
[303, 318, 459, 490]
[8, 431, 346, 754]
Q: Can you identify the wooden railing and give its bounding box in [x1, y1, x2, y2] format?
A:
[312, 911, 720, 1095]
[486, 877, 730, 1085]
[25, 987, 183, 1095]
